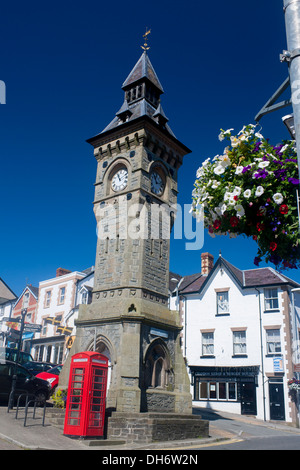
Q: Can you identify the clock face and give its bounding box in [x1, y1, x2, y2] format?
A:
[111, 168, 128, 192]
[151, 171, 165, 196]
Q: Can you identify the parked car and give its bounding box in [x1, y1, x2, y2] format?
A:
[0, 360, 51, 405]
[23, 361, 56, 375]
[0, 347, 34, 365]
[36, 365, 62, 391]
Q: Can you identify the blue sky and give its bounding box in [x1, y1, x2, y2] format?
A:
[1, 0, 298, 296]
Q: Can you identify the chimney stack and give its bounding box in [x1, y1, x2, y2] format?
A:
[201, 253, 214, 276]
[56, 268, 71, 277]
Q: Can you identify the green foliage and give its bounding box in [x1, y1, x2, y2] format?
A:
[52, 388, 68, 408]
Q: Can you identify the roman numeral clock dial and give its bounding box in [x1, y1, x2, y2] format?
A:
[151, 171, 165, 196]
[111, 167, 128, 192]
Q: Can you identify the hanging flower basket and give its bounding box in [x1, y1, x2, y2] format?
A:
[191, 124, 300, 270]
[288, 378, 300, 391]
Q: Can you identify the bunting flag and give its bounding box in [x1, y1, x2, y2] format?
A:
[56, 326, 73, 335]
[45, 317, 61, 326]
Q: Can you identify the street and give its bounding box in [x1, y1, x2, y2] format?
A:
[0, 403, 300, 451]
[192, 407, 300, 450]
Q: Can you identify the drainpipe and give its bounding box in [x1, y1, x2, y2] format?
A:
[255, 287, 266, 421]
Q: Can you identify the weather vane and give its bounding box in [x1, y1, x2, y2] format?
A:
[141, 28, 151, 51]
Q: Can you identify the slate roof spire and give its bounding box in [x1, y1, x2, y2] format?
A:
[100, 49, 175, 137]
[122, 50, 164, 94]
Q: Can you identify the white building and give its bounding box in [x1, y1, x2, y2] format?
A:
[31, 268, 87, 364]
[65, 268, 94, 329]
[170, 252, 300, 425]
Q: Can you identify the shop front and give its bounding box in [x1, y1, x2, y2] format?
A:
[190, 366, 259, 416]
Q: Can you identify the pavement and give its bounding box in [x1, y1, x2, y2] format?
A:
[0, 404, 299, 451]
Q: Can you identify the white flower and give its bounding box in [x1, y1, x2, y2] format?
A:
[221, 204, 227, 214]
[218, 154, 231, 168]
[196, 167, 204, 178]
[202, 158, 211, 166]
[235, 204, 245, 217]
[211, 180, 221, 189]
[214, 165, 225, 175]
[255, 186, 264, 197]
[255, 132, 264, 139]
[230, 136, 241, 147]
[235, 166, 244, 174]
[224, 191, 232, 201]
[219, 128, 234, 141]
[273, 193, 284, 204]
[258, 161, 270, 169]
[233, 186, 242, 196]
[243, 189, 252, 198]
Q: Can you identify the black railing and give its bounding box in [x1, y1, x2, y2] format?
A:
[7, 392, 47, 427]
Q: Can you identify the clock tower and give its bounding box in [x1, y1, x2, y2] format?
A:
[60, 48, 193, 415]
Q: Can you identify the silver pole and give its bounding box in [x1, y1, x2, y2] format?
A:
[283, 0, 300, 181]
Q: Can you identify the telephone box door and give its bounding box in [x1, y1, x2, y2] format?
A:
[64, 362, 87, 436]
[86, 362, 108, 437]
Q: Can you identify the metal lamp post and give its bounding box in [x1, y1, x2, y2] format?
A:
[8, 308, 27, 410]
[282, 0, 300, 171]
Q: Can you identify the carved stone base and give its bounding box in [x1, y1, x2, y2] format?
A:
[107, 412, 209, 444]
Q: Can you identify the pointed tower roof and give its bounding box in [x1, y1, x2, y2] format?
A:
[96, 49, 176, 137]
[122, 51, 164, 93]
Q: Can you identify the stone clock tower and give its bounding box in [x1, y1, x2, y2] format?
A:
[60, 48, 194, 417]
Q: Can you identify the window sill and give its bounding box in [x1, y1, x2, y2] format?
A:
[264, 309, 280, 314]
[200, 355, 215, 359]
[216, 313, 230, 317]
[232, 354, 248, 358]
[265, 353, 282, 357]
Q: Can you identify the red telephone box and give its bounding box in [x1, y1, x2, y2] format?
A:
[63, 351, 108, 438]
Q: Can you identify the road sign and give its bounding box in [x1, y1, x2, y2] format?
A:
[7, 328, 21, 341]
[23, 323, 42, 332]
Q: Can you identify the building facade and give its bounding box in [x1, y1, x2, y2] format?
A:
[171, 253, 300, 425]
[11, 284, 39, 352]
[31, 268, 86, 365]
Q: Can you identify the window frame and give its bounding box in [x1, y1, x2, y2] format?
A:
[201, 331, 215, 357]
[216, 290, 230, 315]
[232, 330, 247, 356]
[197, 380, 237, 401]
[266, 328, 282, 355]
[264, 288, 279, 312]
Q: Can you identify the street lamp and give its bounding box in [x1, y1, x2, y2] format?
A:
[282, 114, 296, 139]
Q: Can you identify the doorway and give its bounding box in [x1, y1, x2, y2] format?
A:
[241, 381, 257, 415]
[269, 382, 285, 420]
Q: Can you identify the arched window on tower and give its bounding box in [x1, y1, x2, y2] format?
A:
[144, 341, 172, 389]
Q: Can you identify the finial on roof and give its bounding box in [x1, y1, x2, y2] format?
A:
[219, 250, 222, 257]
[141, 28, 151, 51]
